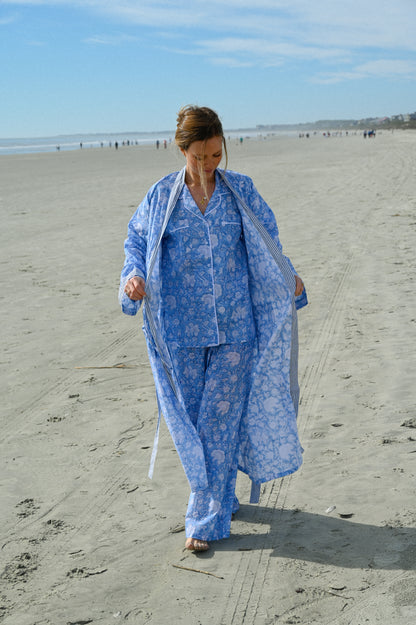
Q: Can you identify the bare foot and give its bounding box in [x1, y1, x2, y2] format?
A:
[185, 537, 210, 552]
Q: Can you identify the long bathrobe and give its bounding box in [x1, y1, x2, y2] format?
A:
[119, 167, 307, 504]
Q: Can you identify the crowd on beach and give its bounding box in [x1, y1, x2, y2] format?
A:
[299, 130, 377, 138]
[54, 128, 378, 152]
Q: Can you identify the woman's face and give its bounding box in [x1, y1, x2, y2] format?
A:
[181, 135, 223, 183]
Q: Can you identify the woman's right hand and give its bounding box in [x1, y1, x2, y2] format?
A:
[294, 275, 304, 297]
[124, 276, 147, 301]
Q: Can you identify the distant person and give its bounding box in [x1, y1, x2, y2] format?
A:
[119, 105, 307, 553]
[156, 140, 160, 149]
[115, 141, 118, 150]
[80, 142, 83, 149]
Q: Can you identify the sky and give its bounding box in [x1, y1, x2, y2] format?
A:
[1, 0, 416, 137]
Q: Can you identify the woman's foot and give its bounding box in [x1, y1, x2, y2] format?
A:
[185, 537, 210, 552]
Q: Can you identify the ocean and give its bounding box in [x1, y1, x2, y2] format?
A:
[0, 129, 292, 156]
[0, 131, 178, 155]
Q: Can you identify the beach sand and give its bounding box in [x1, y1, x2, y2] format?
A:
[1, 131, 415, 624]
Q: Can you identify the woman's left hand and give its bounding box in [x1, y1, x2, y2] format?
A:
[295, 275, 305, 296]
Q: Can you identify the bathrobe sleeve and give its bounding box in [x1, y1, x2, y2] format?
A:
[119, 192, 150, 316]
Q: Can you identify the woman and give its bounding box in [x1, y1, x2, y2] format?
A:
[119, 105, 306, 552]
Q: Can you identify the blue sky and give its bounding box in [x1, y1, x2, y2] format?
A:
[1, 0, 416, 137]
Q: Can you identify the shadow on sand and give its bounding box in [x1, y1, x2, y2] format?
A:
[213, 504, 416, 570]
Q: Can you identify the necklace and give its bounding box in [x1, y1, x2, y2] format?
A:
[185, 174, 214, 212]
[188, 184, 212, 208]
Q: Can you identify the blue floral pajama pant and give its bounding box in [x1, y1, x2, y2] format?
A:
[169, 340, 255, 542]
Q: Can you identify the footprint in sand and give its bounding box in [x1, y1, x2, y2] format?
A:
[16, 498, 40, 518]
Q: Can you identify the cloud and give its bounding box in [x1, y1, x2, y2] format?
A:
[97, 1, 416, 56]
[198, 36, 350, 68]
[84, 33, 139, 45]
[0, 14, 17, 25]
[1, 0, 71, 4]
[357, 59, 416, 77]
[211, 57, 256, 68]
[3, 1, 416, 48]
[312, 59, 416, 84]
[3, 0, 416, 78]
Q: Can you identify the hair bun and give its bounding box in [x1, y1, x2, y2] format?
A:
[176, 105, 194, 130]
[175, 105, 224, 151]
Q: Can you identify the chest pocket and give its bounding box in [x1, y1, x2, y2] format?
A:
[219, 221, 243, 247]
[163, 221, 214, 269]
[162, 219, 190, 260]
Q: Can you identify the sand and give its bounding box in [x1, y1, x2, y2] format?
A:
[1, 131, 415, 625]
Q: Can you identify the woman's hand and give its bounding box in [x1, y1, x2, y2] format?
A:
[125, 276, 147, 301]
[294, 275, 304, 297]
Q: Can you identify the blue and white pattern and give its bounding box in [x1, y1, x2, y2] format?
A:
[119, 166, 306, 540]
[170, 341, 254, 541]
[161, 174, 255, 346]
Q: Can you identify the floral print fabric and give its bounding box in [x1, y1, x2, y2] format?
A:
[169, 341, 254, 540]
[161, 173, 256, 346]
[119, 167, 305, 515]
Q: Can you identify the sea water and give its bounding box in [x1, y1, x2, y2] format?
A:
[0, 131, 176, 155]
[0, 129, 292, 156]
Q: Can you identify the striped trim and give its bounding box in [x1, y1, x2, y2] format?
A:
[219, 171, 296, 292]
[146, 168, 186, 288]
[143, 168, 186, 396]
[218, 170, 299, 417]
